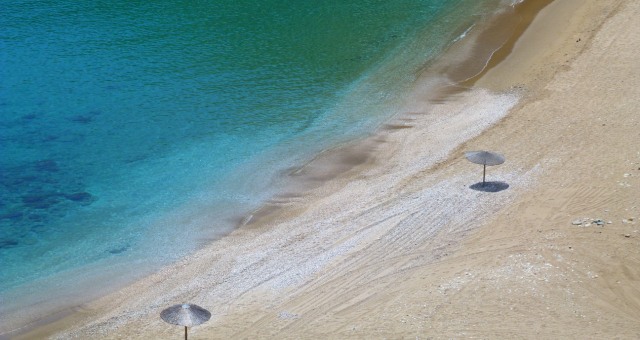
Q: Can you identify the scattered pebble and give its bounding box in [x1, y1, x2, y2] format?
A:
[572, 220, 583, 225]
[624, 234, 631, 238]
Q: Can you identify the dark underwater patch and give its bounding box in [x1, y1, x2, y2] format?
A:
[64, 192, 95, 205]
[34, 159, 60, 172]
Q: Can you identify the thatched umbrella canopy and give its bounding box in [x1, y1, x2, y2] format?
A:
[465, 150, 505, 186]
[161, 303, 211, 340]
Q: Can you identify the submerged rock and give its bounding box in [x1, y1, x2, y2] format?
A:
[108, 244, 130, 254]
[21, 193, 62, 209]
[27, 214, 45, 222]
[34, 159, 59, 172]
[69, 115, 93, 124]
[0, 211, 24, 221]
[0, 238, 19, 249]
[64, 192, 94, 204]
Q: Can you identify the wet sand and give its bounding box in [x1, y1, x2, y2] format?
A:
[12, 0, 640, 338]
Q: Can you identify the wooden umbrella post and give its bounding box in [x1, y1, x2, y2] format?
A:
[185, 326, 188, 340]
[482, 164, 486, 186]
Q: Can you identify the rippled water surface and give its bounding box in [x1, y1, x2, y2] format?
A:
[0, 0, 501, 309]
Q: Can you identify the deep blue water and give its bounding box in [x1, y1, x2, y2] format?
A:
[0, 0, 502, 316]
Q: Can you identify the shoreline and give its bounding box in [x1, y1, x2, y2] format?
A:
[1, 1, 515, 336]
[4, 1, 531, 336]
[205, 0, 640, 336]
[10, 0, 640, 337]
[3, 0, 560, 337]
[0, 2, 500, 337]
[234, 0, 550, 230]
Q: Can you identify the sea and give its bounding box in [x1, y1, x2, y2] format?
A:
[0, 0, 511, 331]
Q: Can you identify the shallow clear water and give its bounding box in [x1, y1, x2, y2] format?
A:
[0, 0, 502, 314]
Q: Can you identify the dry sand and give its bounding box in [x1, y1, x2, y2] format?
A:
[14, 0, 640, 338]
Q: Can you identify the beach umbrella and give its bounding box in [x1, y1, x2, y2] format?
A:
[465, 150, 505, 186]
[161, 303, 211, 340]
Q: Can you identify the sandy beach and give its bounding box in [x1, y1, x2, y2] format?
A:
[12, 0, 640, 338]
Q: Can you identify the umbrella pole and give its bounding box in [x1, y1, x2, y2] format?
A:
[185, 326, 188, 340]
[482, 164, 486, 186]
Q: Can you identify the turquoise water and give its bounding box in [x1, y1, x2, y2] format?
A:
[0, 0, 502, 321]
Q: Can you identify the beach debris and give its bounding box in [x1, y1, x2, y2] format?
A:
[624, 234, 631, 238]
[160, 303, 211, 340]
[278, 311, 300, 320]
[571, 218, 606, 227]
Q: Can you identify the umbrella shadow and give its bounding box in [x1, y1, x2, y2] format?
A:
[469, 181, 509, 192]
